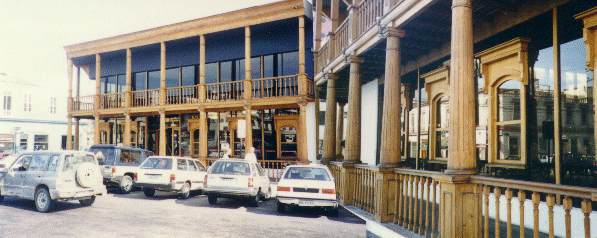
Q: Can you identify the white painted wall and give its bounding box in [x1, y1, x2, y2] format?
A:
[360, 79, 378, 166]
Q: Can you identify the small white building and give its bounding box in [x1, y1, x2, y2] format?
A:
[0, 74, 93, 153]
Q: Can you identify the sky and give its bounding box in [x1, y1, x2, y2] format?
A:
[0, 0, 279, 95]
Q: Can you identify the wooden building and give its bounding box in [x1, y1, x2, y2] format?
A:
[315, 0, 597, 237]
[64, 0, 318, 165]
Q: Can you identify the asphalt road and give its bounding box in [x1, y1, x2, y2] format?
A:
[0, 190, 366, 238]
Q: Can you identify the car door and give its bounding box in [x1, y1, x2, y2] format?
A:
[255, 163, 270, 191]
[192, 161, 207, 189]
[21, 153, 49, 199]
[4, 154, 32, 197]
[186, 160, 204, 190]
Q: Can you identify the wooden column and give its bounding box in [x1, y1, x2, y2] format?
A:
[159, 110, 166, 155]
[323, 74, 338, 162]
[199, 35, 206, 103]
[330, 0, 340, 30]
[379, 29, 404, 167]
[244, 26, 253, 150]
[123, 48, 132, 146]
[336, 101, 346, 159]
[314, 0, 323, 50]
[75, 66, 81, 150]
[298, 102, 309, 163]
[160, 42, 166, 106]
[439, 1, 482, 237]
[66, 58, 73, 150]
[124, 113, 131, 146]
[298, 16, 308, 95]
[199, 110, 208, 160]
[446, 0, 476, 174]
[94, 54, 101, 144]
[344, 56, 363, 163]
[198, 34, 208, 160]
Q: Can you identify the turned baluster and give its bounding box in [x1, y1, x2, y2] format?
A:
[581, 199, 592, 238]
[505, 188, 512, 238]
[483, 186, 490, 238]
[518, 190, 526, 238]
[546, 194, 555, 238]
[494, 187, 501, 238]
[418, 177, 424, 234]
[396, 174, 402, 224]
[563, 196, 572, 238]
[532, 192, 540, 238]
[431, 180, 437, 236]
[424, 177, 431, 235]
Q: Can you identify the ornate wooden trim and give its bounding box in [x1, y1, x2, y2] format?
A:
[423, 66, 449, 162]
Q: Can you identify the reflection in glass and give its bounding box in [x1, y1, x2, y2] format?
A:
[133, 72, 146, 91]
[234, 59, 245, 81]
[497, 124, 521, 160]
[166, 68, 179, 88]
[435, 97, 449, 159]
[147, 71, 160, 89]
[497, 80, 521, 121]
[205, 63, 217, 84]
[181, 66, 195, 86]
[251, 57, 261, 79]
[263, 55, 274, 77]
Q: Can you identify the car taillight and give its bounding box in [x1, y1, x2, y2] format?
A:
[203, 175, 208, 187]
[248, 177, 254, 188]
[322, 188, 335, 194]
[277, 186, 291, 192]
[170, 174, 176, 182]
[111, 167, 116, 174]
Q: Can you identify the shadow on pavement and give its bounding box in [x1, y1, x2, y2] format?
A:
[0, 197, 88, 213]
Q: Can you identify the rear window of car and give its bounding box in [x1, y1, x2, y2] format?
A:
[283, 167, 331, 181]
[140, 157, 172, 170]
[209, 161, 251, 176]
[89, 147, 115, 165]
[63, 155, 96, 172]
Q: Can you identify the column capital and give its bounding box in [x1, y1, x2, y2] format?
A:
[379, 27, 405, 39]
[158, 108, 166, 115]
[324, 73, 339, 81]
[452, 0, 472, 8]
[344, 54, 364, 64]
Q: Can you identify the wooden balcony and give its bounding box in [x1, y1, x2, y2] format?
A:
[329, 162, 597, 237]
[68, 75, 314, 115]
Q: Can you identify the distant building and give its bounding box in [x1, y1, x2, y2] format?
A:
[0, 75, 92, 153]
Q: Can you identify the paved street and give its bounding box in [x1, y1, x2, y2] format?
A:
[0, 190, 365, 238]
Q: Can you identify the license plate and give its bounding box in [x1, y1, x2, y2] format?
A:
[299, 200, 314, 206]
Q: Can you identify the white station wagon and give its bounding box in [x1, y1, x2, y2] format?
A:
[204, 159, 271, 207]
[135, 156, 206, 199]
[0, 151, 106, 212]
[276, 164, 338, 216]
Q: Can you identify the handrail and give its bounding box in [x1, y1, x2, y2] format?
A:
[132, 89, 160, 107]
[333, 18, 351, 59]
[71, 95, 95, 112]
[166, 85, 199, 105]
[99, 92, 125, 109]
[205, 80, 244, 102]
[252, 75, 299, 98]
[471, 175, 597, 201]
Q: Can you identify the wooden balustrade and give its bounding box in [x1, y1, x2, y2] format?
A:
[99, 93, 125, 109]
[329, 162, 344, 201]
[206, 81, 244, 102]
[353, 164, 377, 214]
[199, 157, 297, 182]
[71, 95, 94, 112]
[354, 0, 384, 40]
[252, 75, 299, 98]
[333, 19, 351, 59]
[316, 43, 331, 73]
[471, 175, 596, 238]
[166, 85, 199, 105]
[132, 89, 160, 107]
[306, 78, 315, 97]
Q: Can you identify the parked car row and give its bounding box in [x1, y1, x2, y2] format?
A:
[0, 145, 339, 216]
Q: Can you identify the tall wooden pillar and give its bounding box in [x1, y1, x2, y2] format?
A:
[244, 26, 253, 150]
[93, 54, 101, 145]
[199, 110, 208, 159]
[298, 102, 309, 163]
[336, 101, 345, 159]
[75, 66, 81, 150]
[330, 0, 340, 30]
[124, 113, 131, 146]
[379, 29, 403, 167]
[314, 0, 323, 50]
[123, 48, 132, 146]
[198, 34, 208, 160]
[403, 85, 412, 160]
[66, 58, 73, 150]
[323, 74, 338, 162]
[344, 56, 363, 163]
[160, 42, 166, 106]
[159, 110, 166, 156]
[199, 35, 206, 103]
[440, 1, 482, 237]
[298, 16, 308, 95]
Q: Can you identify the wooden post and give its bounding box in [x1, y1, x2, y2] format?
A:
[336, 101, 345, 159]
[124, 113, 131, 146]
[94, 54, 101, 144]
[314, 0, 323, 51]
[298, 16, 308, 96]
[403, 85, 412, 160]
[245, 106, 253, 150]
[298, 102, 309, 163]
[552, 7, 562, 186]
[123, 48, 132, 146]
[66, 58, 73, 150]
[323, 74, 338, 162]
[379, 29, 403, 167]
[160, 42, 166, 106]
[75, 66, 81, 150]
[159, 110, 166, 156]
[330, 0, 340, 30]
[344, 55, 363, 163]
[439, 1, 482, 237]
[199, 110, 208, 160]
[199, 35, 206, 103]
[244, 26, 253, 150]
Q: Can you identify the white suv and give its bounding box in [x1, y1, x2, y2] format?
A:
[89, 145, 152, 193]
[204, 159, 271, 207]
[135, 156, 207, 199]
[0, 151, 106, 212]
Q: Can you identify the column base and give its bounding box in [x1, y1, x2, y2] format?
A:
[439, 175, 482, 238]
[374, 167, 397, 222]
[339, 162, 355, 205]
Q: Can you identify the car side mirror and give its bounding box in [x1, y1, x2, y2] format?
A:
[17, 166, 27, 172]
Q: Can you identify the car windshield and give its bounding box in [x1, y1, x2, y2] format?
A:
[141, 157, 172, 170]
[63, 155, 96, 172]
[283, 167, 331, 181]
[89, 147, 115, 165]
[210, 161, 251, 175]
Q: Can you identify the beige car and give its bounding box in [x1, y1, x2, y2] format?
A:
[0, 151, 106, 212]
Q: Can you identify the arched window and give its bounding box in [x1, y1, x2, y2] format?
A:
[496, 80, 522, 161]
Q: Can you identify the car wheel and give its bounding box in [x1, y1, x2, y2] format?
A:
[143, 188, 156, 197]
[179, 182, 191, 200]
[119, 175, 134, 194]
[207, 193, 217, 205]
[326, 207, 339, 217]
[34, 187, 54, 213]
[79, 196, 96, 206]
[277, 201, 286, 213]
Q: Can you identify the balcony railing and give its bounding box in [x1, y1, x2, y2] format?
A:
[206, 81, 244, 102]
[252, 75, 299, 98]
[71, 95, 94, 112]
[99, 93, 125, 109]
[354, 0, 384, 39]
[333, 19, 351, 58]
[132, 89, 160, 107]
[166, 85, 199, 105]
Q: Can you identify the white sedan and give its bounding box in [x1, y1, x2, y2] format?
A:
[135, 156, 206, 199]
[276, 164, 338, 216]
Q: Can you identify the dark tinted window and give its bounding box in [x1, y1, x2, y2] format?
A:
[209, 161, 250, 175]
[220, 61, 232, 82]
[181, 66, 196, 86]
[133, 72, 146, 91]
[147, 71, 160, 89]
[166, 68, 179, 87]
[205, 63, 217, 84]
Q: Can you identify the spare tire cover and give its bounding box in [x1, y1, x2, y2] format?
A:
[76, 162, 98, 188]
